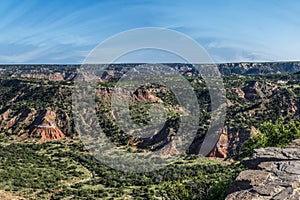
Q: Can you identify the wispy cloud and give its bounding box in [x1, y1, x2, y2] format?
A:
[0, 47, 49, 63]
[0, 0, 299, 63]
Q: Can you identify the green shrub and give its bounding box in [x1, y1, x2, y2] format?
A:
[243, 118, 300, 156]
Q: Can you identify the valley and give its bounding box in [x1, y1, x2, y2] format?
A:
[0, 62, 299, 199]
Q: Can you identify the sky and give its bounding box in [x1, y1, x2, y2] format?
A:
[0, 0, 300, 63]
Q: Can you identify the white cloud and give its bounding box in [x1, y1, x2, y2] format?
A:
[0, 48, 48, 63]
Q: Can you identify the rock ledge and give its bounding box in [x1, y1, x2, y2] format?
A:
[226, 139, 300, 200]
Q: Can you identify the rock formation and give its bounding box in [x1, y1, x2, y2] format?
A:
[208, 127, 229, 158]
[0, 64, 299, 159]
[132, 89, 163, 103]
[226, 139, 300, 200]
[29, 110, 65, 142]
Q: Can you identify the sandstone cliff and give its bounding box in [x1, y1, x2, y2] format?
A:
[29, 110, 65, 142]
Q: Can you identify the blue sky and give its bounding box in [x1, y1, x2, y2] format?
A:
[0, 0, 300, 63]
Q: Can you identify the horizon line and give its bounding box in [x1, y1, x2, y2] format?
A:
[0, 60, 300, 65]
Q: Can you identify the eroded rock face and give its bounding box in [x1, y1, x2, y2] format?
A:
[132, 89, 163, 103]
[29, 110, 65, 142]
[226, 139, 300, 200]
[208, 127, 229, 158]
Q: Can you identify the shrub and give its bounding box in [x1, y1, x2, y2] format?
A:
[243, 118, 300, 156]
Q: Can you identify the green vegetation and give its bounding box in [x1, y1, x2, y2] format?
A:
[0, 65, 300, 199]
[0, 139, 243, 200]
[243, 118, 300, 156]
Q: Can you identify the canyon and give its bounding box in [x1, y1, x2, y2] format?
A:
[0, 63, 299, 159]
[0, 63, 299, 199]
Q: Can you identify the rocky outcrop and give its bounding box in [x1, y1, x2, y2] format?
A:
[132, 89, 163, 103]
[208, 127, 229, 158]
[127, 119, 179, 155]
[0, 107, 37, 135]
[226, 139, 300, 200]
[242, 81, 265, 101]
[29, 110, 65, 142]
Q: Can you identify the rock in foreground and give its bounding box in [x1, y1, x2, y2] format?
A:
[226, 139, 300, 200]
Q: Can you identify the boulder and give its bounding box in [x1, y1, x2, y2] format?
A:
[226, 139, 300, 200]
